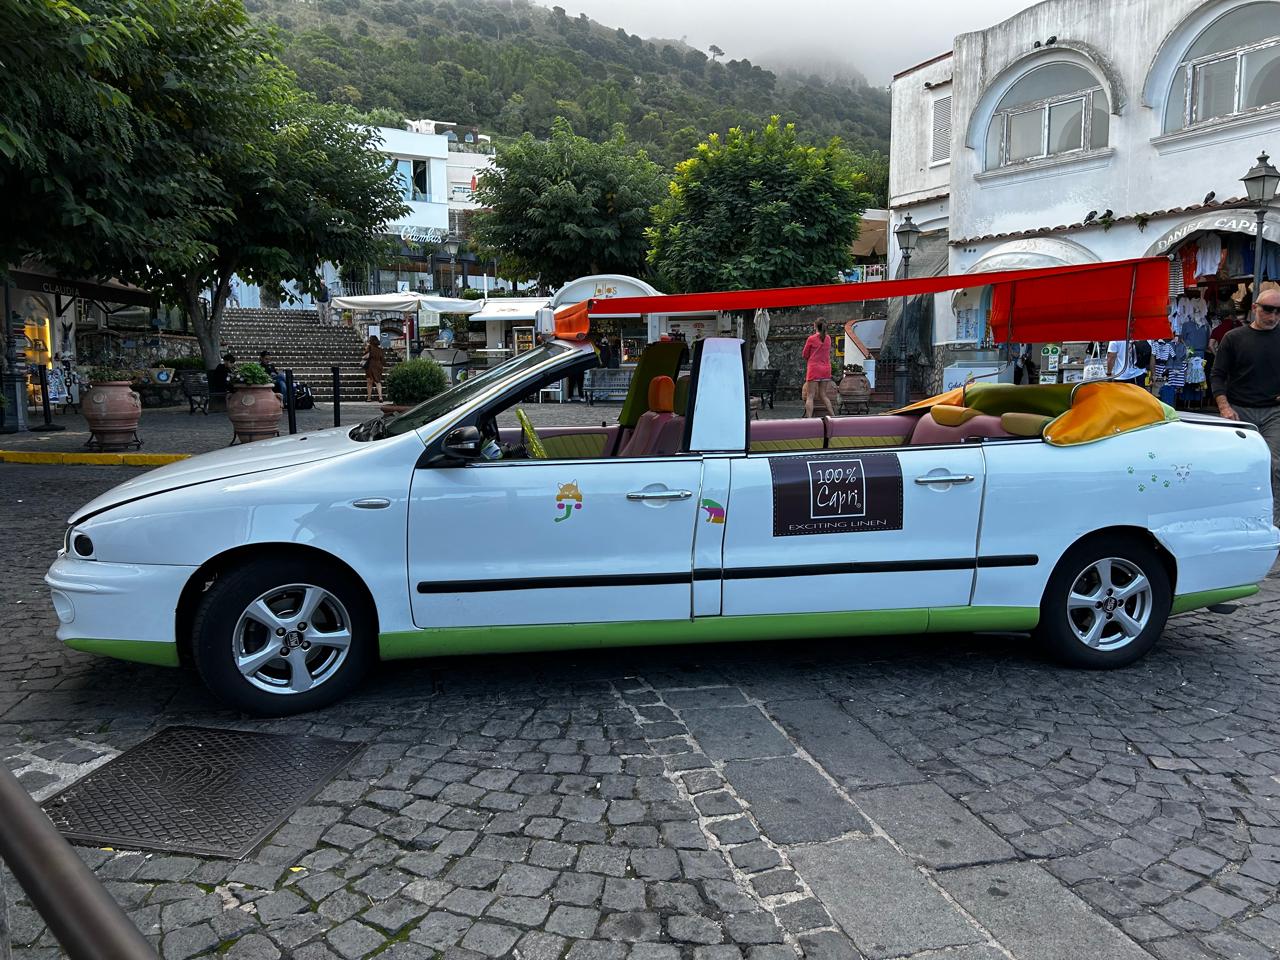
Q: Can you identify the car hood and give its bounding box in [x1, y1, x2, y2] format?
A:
[69, 426, 368, 523]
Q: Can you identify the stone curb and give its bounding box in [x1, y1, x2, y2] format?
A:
[0, 450, 189, 466]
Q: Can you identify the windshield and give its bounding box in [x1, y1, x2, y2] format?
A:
[370, 343, 570, 439]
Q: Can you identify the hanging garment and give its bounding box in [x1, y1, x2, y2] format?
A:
[1261, 240, 1280, 281]
[1169, 258, 1185, 297]
[1152, 339, 1173, 376]
[1196, 233, 1223, 278]
[1187, 354, 1206, 386]
[1180, 243, 1200, 287]
[1226, 237, 1246, 278]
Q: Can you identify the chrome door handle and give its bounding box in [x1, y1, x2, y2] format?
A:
[914, 475, 976, 485]
[627, 489, 694, 501]
[352, 497, 391, 509]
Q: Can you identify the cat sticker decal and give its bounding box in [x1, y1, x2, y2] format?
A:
[555, 481, 584, 522]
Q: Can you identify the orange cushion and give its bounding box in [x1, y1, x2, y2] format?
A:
[648, 375, 675, 413]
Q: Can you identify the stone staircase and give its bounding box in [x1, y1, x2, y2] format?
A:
[217, 308, 398, 401]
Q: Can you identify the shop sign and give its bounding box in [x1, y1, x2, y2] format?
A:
[9, 270, 157, 309]
[1151, 213, 1280, 254]
[397, 225, 448, 245]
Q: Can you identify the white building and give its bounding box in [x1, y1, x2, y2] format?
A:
[890, 0, 1280, 359]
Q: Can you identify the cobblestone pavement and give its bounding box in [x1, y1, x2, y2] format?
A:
[1, 399, 810, 456]
[4, 464, 1280, 960]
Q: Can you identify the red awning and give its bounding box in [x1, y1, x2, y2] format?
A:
[587, 258, 1171, 343]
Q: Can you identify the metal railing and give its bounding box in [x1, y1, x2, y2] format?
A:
[0, 764, 156, 960]
[329, 280, 403, 298]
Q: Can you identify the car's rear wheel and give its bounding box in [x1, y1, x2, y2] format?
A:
[1037, 534, 1171, 668]
[191, 556, 374, 715]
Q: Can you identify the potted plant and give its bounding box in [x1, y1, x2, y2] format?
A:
[382, 358, 448, 414]
[226, 361, 282, 443]
[82, 366, 142, 449]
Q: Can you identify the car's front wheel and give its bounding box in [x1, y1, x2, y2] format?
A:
[191, 556, 374, 715]
[1037, 535, 1171, 668]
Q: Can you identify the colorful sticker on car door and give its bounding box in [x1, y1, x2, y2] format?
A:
[768, 452, 903, 536]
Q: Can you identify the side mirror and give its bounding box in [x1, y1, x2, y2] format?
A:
[442, 425, 483, 460]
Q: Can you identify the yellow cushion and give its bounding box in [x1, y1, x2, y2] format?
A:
[1000, 412, 1052, 437]
[541, 433, 608, 459]
[930, 404, 982, 427]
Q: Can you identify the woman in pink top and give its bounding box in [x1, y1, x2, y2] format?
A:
[802, 320, 835, 418]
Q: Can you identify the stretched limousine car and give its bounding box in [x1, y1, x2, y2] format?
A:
[47, 262, 1278, 714]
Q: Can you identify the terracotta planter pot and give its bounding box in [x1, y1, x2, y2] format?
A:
[227, 384, 282, 443]
[84, 381, 142, 450]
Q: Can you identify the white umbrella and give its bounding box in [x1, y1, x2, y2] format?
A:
[752, 308, 771, 370]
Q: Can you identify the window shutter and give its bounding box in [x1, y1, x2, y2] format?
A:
[931, 96, 952, 163]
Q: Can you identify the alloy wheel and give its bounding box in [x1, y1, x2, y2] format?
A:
[1065, 557, 1153, 651]
[232, 583, 353, 695]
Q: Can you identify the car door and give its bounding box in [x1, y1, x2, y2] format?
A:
[721, 444, 987, 617]
[408, 456, 704, 629]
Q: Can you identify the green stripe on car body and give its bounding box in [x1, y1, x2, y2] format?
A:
[1169, 584, 1259, 615]
[64, 637, 180, 667]
[62, 587, 1257, 670]
[378, 606, 1042, 660]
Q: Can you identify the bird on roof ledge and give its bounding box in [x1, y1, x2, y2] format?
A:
[1204, 190, 1216, 205]
[1083, 210, 1098, 223]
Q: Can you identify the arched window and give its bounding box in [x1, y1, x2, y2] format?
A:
[1164, 2, 1280, 132]
[985, 63, 1109, 169]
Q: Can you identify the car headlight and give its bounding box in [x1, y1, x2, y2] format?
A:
[64, 526, 94, 558]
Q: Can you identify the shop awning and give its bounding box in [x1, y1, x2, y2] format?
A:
[471, 297, 553, 323]
[329, 292, 484, 313]
[586, 257, 1172, 342]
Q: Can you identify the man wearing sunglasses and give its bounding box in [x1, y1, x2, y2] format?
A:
[1212, 289, 1280, 527]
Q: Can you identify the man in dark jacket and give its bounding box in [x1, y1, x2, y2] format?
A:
[1212, 289, 1280, 526]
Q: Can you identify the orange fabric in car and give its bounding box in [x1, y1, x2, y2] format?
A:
[648, 375, 675, 413]
[1043, 382, 1174, 446]
[553, 301, 590, 341]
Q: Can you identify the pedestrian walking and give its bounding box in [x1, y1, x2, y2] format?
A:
[1106, 338, 1152, 386]
[1211, 289, 1280, 527]
[361, 335, 384, 402]
[802, 319, 835, 418]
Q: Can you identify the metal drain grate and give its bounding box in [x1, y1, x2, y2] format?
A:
[42, 726, 363, 858]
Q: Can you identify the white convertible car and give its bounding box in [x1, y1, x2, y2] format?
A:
[46, 330, 1277, 715]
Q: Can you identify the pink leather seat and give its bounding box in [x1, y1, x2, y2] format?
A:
[619, 376, 676, 457]
[749, 418, 826, 451]
[909, 407, 1012, 445]
[824, 414, 916, 448]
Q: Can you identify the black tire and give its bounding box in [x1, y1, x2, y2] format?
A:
[191, 555, 374, 715]
[1036, 534, 1171, 669]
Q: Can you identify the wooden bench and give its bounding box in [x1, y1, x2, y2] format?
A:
[585, 367, 634, 404]
[749, 368, 780, 409]
[179, 369, 210, 415]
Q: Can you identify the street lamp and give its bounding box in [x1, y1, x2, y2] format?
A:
[441, 233, 462, 296]
[893, 213, 922, 407]
[1241, 151, 1280, 287]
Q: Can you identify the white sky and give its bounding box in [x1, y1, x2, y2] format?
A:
[535, 0, 1040, 84]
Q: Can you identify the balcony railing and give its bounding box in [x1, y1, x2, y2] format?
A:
[447, 141, 495, 155]
[330, 280, 403, 298]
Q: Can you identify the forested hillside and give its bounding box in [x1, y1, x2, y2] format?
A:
[248, 0, 890, 199]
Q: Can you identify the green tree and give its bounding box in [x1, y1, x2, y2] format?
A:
[154, 92, 409, 367]
[0, 0, 262, 278]
[648, 117, 866, 291]
[472, 118, 665, 288]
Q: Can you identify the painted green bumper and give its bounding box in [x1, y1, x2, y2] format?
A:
[1169, 584, 1259, 616]
[380, 605, 1042, 660]
[65, 637, 180, 667]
